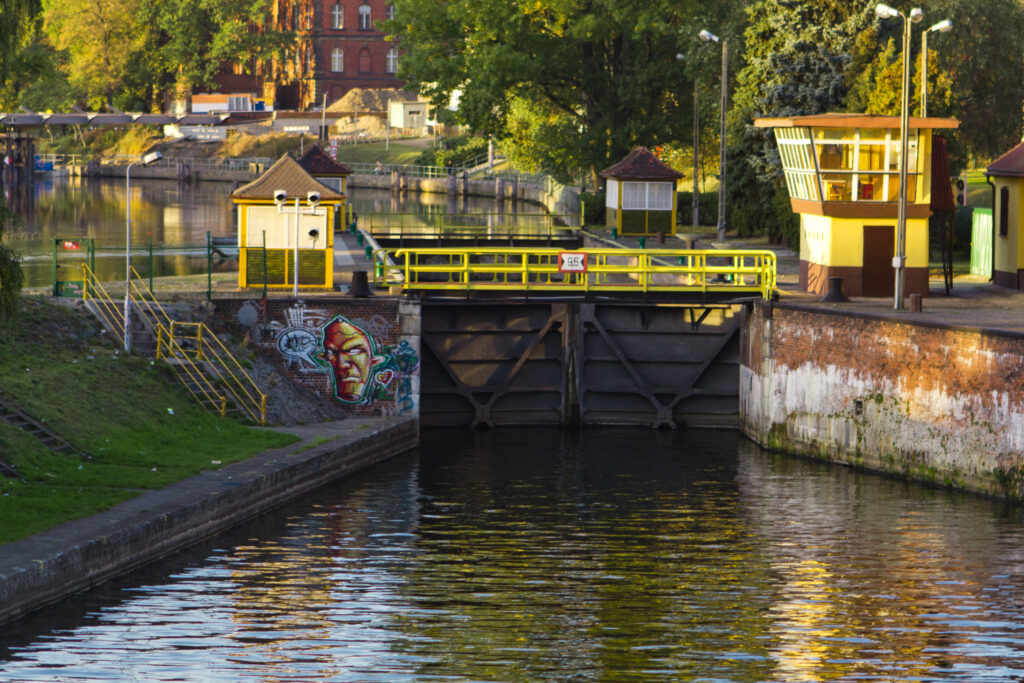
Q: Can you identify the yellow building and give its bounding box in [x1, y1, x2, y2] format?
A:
[232, 154, 345, 290]
[756, 114, 958, 297]
[601, 147, 682, 237]
[985, 143, 1024, 289]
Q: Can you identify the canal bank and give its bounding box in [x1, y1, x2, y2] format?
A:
[0, 416, 418, 626]
[740, 288, 1024, 502]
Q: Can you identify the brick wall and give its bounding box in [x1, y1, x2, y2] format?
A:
[740, 301, 1024, 500]
[216, 297, 420, 419]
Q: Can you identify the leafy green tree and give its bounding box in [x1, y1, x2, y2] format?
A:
[139, 0, 293, 111]
[0, 201, 23, 320]
[0, 0, 42, 81]
[384, 0, 736, 188]
[728, 0, 871, 243]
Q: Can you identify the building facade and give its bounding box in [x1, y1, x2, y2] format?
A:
[220, 0, 402, 111]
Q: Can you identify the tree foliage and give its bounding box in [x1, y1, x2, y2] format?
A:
[384, 0, 738, 187]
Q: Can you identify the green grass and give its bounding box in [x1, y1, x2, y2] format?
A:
[334, 141, 427, 166]
[0, 296, 298, 544]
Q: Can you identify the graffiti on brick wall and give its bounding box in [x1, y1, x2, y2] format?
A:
[271, 305, 418, 406]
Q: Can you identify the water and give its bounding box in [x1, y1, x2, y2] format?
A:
[4, 427, 1024, 681]
[5, 176, 505, 287]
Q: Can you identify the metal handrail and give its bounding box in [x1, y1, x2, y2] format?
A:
[389, 247, 777, 299]
[368, 212, 581, 230]
[167, 321, 267, 425]
[155, 326, 228, 417]
[129, 266, 267, 424]
[80, 264, 125, 340]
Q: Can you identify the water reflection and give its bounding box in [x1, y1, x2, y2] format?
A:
[7, 177, 509, 287]
[3, 428, 1024, 681]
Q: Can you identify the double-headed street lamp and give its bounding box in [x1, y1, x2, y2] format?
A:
[921, 19, 952, 117]
[875, 3, 920, 311]
[124, 150, 163, 351]
[699, 29, 727, 243]
[876, 4, 950, 310]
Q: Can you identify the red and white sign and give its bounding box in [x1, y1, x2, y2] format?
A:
[558, 251, 587, 273]
[62, 240, 80, 251]
[329, 138, 338, 160]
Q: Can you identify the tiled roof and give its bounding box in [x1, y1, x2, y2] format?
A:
[600, 147, 683, 180]
[231, 154, 345, 201]
[987, 142, 1024, 178]
[298, 145, 353, 176]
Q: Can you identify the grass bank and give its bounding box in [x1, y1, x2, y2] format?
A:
[0, 296, 298, 544]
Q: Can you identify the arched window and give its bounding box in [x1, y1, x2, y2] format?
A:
[386, 48, 398, 74]
[358, 4, 371, 30]
[358, 47, 371, 73]
[331, 48, 345, 73]
[332, 3, 343, 29]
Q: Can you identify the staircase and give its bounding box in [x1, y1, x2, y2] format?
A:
[0, 396, 88, 477]
[80, 264, 268, 424]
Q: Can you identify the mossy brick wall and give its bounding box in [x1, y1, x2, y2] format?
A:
[215, 297, 420, 419]
[740, 301, 1024, 500]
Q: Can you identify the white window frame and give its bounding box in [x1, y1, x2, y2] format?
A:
[358, 4, 371, 30]
[331, 48, 344, 73]
[332, 3, 343, 29]
[386, 48, 398, 74]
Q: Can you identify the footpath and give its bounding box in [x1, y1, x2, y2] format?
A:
[0, 416, 418, 626]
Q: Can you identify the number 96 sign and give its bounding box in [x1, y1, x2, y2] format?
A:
[558, 251, 588, 273]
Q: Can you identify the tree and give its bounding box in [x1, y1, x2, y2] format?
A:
[0, 0, 42, 81]
[139, 0, 293, 112]
[384, 0, 736, 188]
[728, 0, 871, 243]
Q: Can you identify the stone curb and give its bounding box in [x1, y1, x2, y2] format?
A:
[0, 416, 418, 626]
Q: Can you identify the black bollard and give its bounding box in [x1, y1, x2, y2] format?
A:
[820, 276, 850, 303]
[348, 270, 372, 297]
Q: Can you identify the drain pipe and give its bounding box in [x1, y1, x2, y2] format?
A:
[986, 174, 996, 282]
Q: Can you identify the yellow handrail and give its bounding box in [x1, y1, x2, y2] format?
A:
[167, 321, 267, 425]
[155, 326, 228, 417]
[389, 247, 777, 299]
[80, 264, 126, 341]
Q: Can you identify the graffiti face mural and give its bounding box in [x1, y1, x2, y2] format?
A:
[322, 317, 386, 403]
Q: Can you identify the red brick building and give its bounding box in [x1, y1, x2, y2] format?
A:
[220, 0, 402, 111]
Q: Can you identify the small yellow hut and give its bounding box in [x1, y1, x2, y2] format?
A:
[600, 147, 682, 237]
[986, 143, 1024, 289]
[232, 154, 344, 290]
[755, 114, 958, 297]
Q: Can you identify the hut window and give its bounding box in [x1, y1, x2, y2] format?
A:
[622, 182, 646, 210]
[648, 183, 672, 210]
[1001, 186, 1010, 237]
[622, 182, 672, 210]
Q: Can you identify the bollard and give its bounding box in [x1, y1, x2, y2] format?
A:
[909, 293, 923, 312]
[820, 276, 850, 303]
[657, 231, 665, 245]
[611, 227, 618, 240]
[348, 270, 372, 297]
[356, 232, 364, 246]
[639, 236, 646, 249]
[365, 246, 373, 260]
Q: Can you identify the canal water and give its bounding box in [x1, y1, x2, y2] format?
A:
[4, 427, 1024, 681]
[6, 176, 502, 288]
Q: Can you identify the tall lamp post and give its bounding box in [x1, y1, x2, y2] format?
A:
[124, 150, 163, 352]
[699, 29, 727, 243]
[876, 3, 921, 311]
[677, 52, 699, 229]
[920, 19, 952, 117]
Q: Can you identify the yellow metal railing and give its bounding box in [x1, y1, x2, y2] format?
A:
[81, 264, 126, 342]
[163, 321, 267, 425]
[82, 264, 267, 424]
[387, 247, 777, 299]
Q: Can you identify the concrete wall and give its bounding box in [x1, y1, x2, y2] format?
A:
[216, 297, 421, 419]
[740, 301, 1024, 500]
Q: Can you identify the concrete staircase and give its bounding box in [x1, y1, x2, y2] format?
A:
[0, 395, 88, 477]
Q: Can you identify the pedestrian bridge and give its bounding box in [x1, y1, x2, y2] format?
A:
[372, 247, 777, 301]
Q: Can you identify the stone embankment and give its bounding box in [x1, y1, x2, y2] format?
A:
[0, 417, 417, 626]
[740, 299, 1024, 500]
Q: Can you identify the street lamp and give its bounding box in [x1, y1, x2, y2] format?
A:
[920, 19, 952, 117]
[677, 52, 699, 229]
[124, 150, 162, 351]
[699, 29, 727, 243]
[876, 3, 921, 311]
